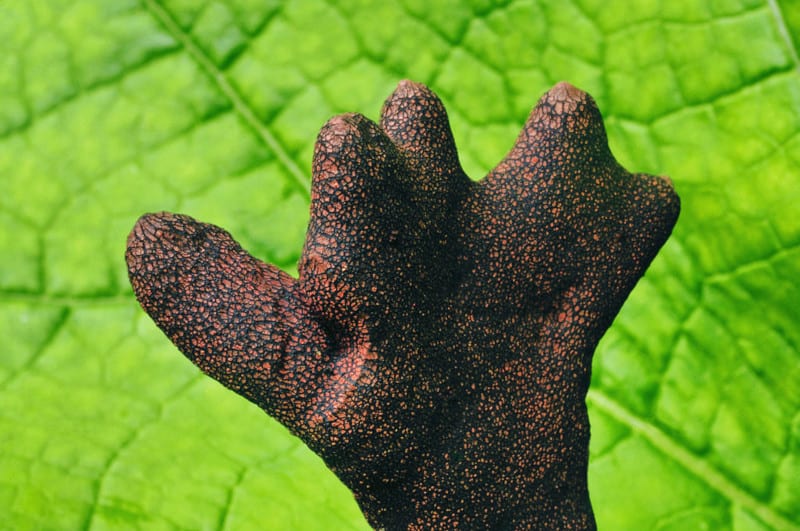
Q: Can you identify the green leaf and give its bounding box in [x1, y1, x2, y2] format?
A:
[2, 0, 798, 529]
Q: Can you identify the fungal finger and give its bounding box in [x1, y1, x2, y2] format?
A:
[380, 80, 469, 189]
[126, 212, 331, 430]
[300, 113, 417, 329]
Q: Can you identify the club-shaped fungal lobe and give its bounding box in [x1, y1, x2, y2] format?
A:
[127, 80, 679, 530]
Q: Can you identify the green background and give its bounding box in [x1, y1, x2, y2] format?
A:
[2, 0, 799, 529]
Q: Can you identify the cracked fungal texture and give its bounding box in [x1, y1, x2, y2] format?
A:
[126, 80, 680, 529]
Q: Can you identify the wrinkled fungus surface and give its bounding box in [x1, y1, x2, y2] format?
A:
[126, 80, 679, 529]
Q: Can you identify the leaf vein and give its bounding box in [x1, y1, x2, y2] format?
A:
[767, 0, 800, 73]
[588, 390, 800, 530]
[142, 0, 310, 198]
